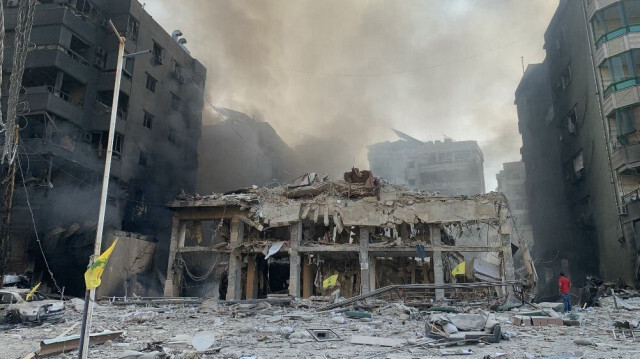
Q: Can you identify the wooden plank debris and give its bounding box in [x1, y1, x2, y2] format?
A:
[39, 331, 124, 356]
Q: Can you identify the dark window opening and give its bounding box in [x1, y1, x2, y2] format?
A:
[567, 107, 578, 135]
[143, 111, 154, 129]
[152, 42, 163, 64]
[96, 90, 129, 120]
[91, 131, 123, 159]
[171, 92, 181, 111]
[145, 73, 157, 92]
[127, 16, 139, 42]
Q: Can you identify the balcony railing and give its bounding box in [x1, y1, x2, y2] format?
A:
[46, 85, 83, 107]
[622, 188, 640, 205]
[32, 44, 90, 67]
[603, 77, 640, 98]
[595, 25, 640, 48]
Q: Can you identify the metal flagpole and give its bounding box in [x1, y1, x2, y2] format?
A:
[77, 20, 125, 359]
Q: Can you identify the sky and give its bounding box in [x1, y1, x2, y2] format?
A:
[145, 0, 558, 191]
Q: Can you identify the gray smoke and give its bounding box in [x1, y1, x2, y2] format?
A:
[147, 0, 557, 189]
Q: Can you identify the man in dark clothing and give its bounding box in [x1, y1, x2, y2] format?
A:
[559, 272, 571, 313]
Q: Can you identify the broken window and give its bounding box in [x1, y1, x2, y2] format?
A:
[123, 56, 134, 79]
[152, 41, 163, 64]
[127, 16, 139, 42]
[614, 106, 640, 146]
[561, 65, 572, 89]
[145, 73, 157, 92]
[171, 92, 181, 111]
[572, 150, 584, 180]
[91, 131, 123, 159]
[173, 60, 185, 83]
[567, 107, 578, 135]
[143, 111, 154, 129]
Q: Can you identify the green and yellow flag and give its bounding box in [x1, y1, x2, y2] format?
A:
[451, 262, 466, 276]
[322, 274, 339, 289]
[84, 238, 118, 290]
[25, 282, 41, 301]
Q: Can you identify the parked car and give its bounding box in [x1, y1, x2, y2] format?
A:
[0, 288, 65, 323]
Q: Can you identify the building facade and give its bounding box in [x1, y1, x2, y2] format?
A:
[517, 0, 640, 287]
[496, 162, 534, 251]
[368, 133, 485, 196]
[2, 0, 206, 295]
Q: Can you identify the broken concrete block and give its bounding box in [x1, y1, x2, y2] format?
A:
[513, 315, 532, 326]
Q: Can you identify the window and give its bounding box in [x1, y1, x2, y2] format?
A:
[113, 133, 123, 159]
[123, 57, 134, 79]
[599, 50, 640, 97]
[561, 65, 572, 89]
[567, 107, 578, 135]
[173, 60, 184, 83]
[171, 92, 180, 111]
[143, 111, 154, 129]
[168, 128, 177, 144]
[613, 106, 640, 146]
[127, 16, 139, 42]
[592, 1, 640, 47]
[407, 160, 415, 169]
[408, 179, 416, 186]
[572, 151, 584, 180]
[145, 73, 157, 92]
[138, 150, 149, 167]
[152, 42, 163, 64]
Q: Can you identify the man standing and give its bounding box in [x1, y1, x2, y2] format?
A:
[559, 272, 571, 313]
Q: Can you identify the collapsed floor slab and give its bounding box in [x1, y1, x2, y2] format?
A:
[164, 173, 537, 300]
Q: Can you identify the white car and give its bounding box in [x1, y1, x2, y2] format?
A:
[0, 288, 65, 323]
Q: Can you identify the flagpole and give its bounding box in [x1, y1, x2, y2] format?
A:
[77, 20, 125, 359]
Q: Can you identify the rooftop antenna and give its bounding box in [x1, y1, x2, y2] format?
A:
[521, 56, 525, 75]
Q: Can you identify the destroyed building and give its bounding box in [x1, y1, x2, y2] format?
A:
[1, 0, 206, 296]
[368, 131, 485, 196]
[496, 162, 533, 251]
[516, 0, 640, 287]
[162, 170, 536, 301]
[197, 108, 301, 194]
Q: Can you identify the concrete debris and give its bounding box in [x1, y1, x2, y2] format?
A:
[1, 294, 640, 358]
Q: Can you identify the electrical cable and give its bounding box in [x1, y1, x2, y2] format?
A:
[16, 149, 62, 294]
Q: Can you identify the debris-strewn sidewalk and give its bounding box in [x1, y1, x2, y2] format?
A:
[2, 289, 640, 359]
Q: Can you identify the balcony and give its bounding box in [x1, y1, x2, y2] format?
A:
[20, 138, 102, 173]
[21, 45, 91, 83]
[23, 86, 85, 126]
[611, 143, 640, 171]
[594, 32, 640, 68]
[602, 85, 640, 116]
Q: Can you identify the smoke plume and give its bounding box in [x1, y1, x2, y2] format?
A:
[146, 0, 557, 189]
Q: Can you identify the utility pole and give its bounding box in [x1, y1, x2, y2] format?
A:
[0, 125, 19, 287]
[77, 20, 149, 358]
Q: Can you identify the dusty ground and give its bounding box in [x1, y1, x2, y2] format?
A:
[1, 295, 640, 359]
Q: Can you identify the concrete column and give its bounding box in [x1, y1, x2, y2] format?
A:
[369, 256, 377, 291]
[359, 227, 371, 295]
[246, 255, 258, 299]
[302, 256, 313, 298]
[226, 217, 244, 301]
[430, 225, 445, 300]
[54, 71, 64, 96]
[164, 216, 186, 297]
[289, 221, 302, 297]
[501, 234, 516, 296]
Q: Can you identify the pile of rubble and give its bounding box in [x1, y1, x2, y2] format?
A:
[2, 286, 639, 358]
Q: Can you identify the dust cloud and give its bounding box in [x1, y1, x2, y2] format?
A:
[146, 0, 557, 189]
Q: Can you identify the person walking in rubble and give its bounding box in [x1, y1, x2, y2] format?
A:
[559, 272, 571, 313]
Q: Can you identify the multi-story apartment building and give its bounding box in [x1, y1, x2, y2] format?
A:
[368, 133, 485, 196]
[515, 63, 580, 296]
[496, 162, 534, 251]
[1, 0, 206, 295]
[516, 0, 640, 287]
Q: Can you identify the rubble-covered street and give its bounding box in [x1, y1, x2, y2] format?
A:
[2, 289, 640, 359]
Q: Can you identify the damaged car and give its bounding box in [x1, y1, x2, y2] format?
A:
[0, 288, 65, 323]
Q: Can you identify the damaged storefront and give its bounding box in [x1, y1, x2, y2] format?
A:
[163, 170, 537, 301]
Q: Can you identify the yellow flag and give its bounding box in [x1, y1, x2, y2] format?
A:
[84, 238, 118, 290]
[451, 262, 465, 276]
[25, 282, 41, 301]
[322, 274, 339, 289]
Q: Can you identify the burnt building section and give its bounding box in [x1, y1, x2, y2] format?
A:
[1, 0, 206, 296]
[516, 0, 640, 288]
[197, 108, 301, 194]
[515, 64, 577, 297]
[368, 132, 485, 196]
[163, 173, 536, 301]
[496, 162, 533, 252]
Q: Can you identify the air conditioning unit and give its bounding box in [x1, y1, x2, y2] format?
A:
[618, 205, 628, 216]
